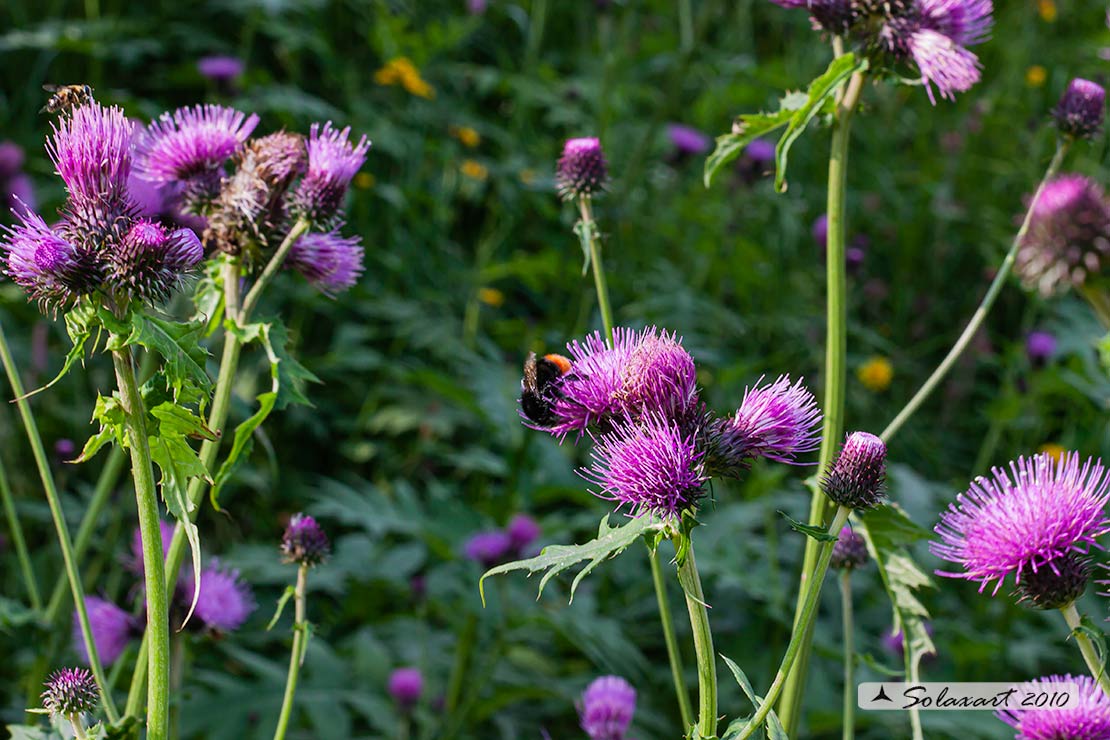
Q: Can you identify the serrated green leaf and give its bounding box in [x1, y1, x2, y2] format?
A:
[479, 514, 661, 605]
[150, 403, 217, 441]
[765, 712, 787, 740]
[703, 105, 796, 188]
[773, 53, 867, 192]
[258, 321, 319, 410]
[148, 434, 205, 625]
[779, 510, 839, 542]
[103, 310, 211, 402]
[266, 585, 296, 631]
[76, 394, 127, 463]
[210, 391, 276, 511]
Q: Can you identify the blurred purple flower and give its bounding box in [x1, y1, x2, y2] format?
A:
[73, 596, 135, 666]
[579, 675, 636, 740]
[389, 667, 423, 709]
[882, 621, 934, 658]
[6, 173, 36, 216]
[830, 525, 869, 570]
[667, 124, 711, 155]
[812, 214, 828, 249]
[182, 561, 256, 632]
[197, 55, 245, 83]
[464, 530, 513, 567]
[467, 0, 488, 13]
[54, 438, 76, 462]
[1025, 331, 1057, 364]
[287, 230, 365, 294]
[506, 513, 541, 553]
[0, 141, 25, 179]
[1054, 78, 1106, 139]
[128, 520, 176, 574]
[998, 675, 1110, 739]
[281, 513, 330, 567]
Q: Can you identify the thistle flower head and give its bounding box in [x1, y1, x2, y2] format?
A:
[708, 375, 822, 473]
[831, 526, 870, 570]
[556, 137, 608, 200]
[286, 230, 365, 293]
[1054, 78, 1106, 139]
[388, 667, 423, 709]
[931, 452, 1110, 595]
[617, 328, 698, 418]
[1015, 552, 1090, 610]
[997, 675, 1110, 740]
[823, 431, 887, 510]
[281, 513, 330, 567]
[136, 105, 259, 184]
[110, 219, 203, 304]
[579, 675, 636, 740]
[1025, 330, 1057, 364]
[42, 668, 98, 717]
[506, 513, 541, 552]
[582, 412, 707, 520]
[1, 208, 99, 311]
[73, 596, 135, 666]
[809, 0, 859, 34]
[1016, 175, 1110, 296]
[47, 101, 135, 204]
[288, 122, 370, 227]
[183, 561, 256, 632]
[464, 530, 513, 567]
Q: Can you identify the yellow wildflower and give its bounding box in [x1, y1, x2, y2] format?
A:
[1038, 443, 1067, 462]
[461, 159, 488, 181]
[1037, 0, 1056, 22]
[857, 356, 893, 392]
[1025, 65, 1047, 88]
[374, 57, 435, 99]
[450, 125, 481, 148]
[354, 172, 376, 189]
[478, 287, 505, 307]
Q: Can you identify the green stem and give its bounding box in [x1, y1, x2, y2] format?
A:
[444, 613, 478, 714]
[0, 321, 119, 722]
[0, 452, 41, 611]
[69, 713, 89, 740]
[779, 70, 865, 735]
[880, 141, 1070, 443]
[111, 347, 169, 740]
[273, 564, 309, 740]
[650, 543, 694, 731]
[1061, 602, 1110, 697]
[675, 542, 716, 739]
[739, 506, 851, 740]
[839, 570, 855, 740]
[579, 198, 615, 344]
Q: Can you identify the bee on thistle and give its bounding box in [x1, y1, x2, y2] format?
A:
[520, 352, 572, 427]
[40, 84, 95, 115]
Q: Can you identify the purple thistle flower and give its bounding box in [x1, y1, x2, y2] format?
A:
[388, 667, 423, 709]
[746, 138, 775, 165]
[281, 513, 330, 567]
[286, 230, 365, 293]
[1054, 78, 1106, 139]
[822, 431, 887, 510]
[997, 675, 1110, 739]
[464, 530, 513, 567]
[73, 596, 135, 666]
[709, 375, 822, 470]
[931, 452, 1110, 596]
[582, 412, 707, 520]
[288, 122, 370, 226]
[904, 26, 984, 104]
[135, 104, 259, 184]
[919, 0, 993, 47]
[579, 675, 636, 740]
[128, 519, 176, 574]
[1, 208, 98, 310]
[42, 667, 98, 717]
[0, 141, 25, 179]
[556, 137, 608, 200]
[1015, 175, 1110, 297]
[618, 328, 698, 418]
[1025, 330, 1057, 365]
[809, 0, 858, 34]
[506, 513, 541, 553]
[182, 561, 256, 632]
[667, 124, 711, 155]
[830, 525, 869, 570]
[46, 102, 135, 204]
[109, 219, 203, 304]
[197, 55, 245, 83]
[812, 214, 829, 249]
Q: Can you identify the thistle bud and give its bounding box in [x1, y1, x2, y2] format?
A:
[1054, 78, 1106, 139]
[830, 526, 869, 570]
[556, 138, 608, 200]
[1016, 553, 1089, 610]
[823, 431, 887, 510]
[42, 668, 98, 718]
[281, 513, 330, 567]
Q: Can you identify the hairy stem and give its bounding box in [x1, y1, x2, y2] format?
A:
[273, 564, 309, 740]
[880, 141, 1069, 443]
[111, 347, 169, 740]
[0, 452, 41, 611]
[0, 320, 118, 721]
[840, 570, 855, 740]
[1061, 602, 1110, 697]
[675, 542, 716, 739]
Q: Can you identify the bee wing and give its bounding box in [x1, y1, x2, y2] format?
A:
[38, 103, 51, 114]
[42, 84, 60, 92]
[522, 352, 539, 389]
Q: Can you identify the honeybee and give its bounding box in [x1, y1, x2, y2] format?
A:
[40, 84, 94, 114]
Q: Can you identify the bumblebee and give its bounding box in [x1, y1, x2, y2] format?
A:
[40, 84, 94, 114]
[520, 352, 572, 426]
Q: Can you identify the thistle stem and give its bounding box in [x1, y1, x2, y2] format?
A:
[0, 320, 119, 722]
[111, 346, 169, 740]
[880, 141, 1069, 443]
[779, 70, 865, 734]
[651, 543, 694, 731]
[739, 506, 851, 740]
[578, 198, 615, 345]
[839, 570, 855, 740]
[273, 564, 309, 740]
[675, 542, 716, 739]
[70, 714, 89, 740]
[1061, 603, 1110, 697]
[0, 451, 41, 611]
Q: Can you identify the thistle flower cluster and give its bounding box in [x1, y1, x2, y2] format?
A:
[579, 675, 636, 740]
[1, 102, 204, 312]
[133, 105, 369, 294]
[997, 675, 1110, 739]
[1015, 174, 1110, 297]
[520, 326, 821, 520]
[41, 668, 98, 718]
[931, 452, 1110, 608]
[770, 0, 994, 102]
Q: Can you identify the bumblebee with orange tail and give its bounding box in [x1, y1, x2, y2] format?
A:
[520, 352, 572, 427]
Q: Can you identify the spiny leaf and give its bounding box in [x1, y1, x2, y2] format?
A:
[75, 394, 126, 463]
[19, 300, 98, 401]
[150, 403, 217, 441]
[479, 514, 661, 606]
[722, 654, 762, 708]
[703, 104, 797, 188]
[266, 585, 296, 631]
[779, 511, 838, 542]
[210, 391, 276, 511]
[102, 309, 211, 401]
[148, 434, 206, 626]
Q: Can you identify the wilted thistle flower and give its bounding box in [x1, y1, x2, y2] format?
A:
[286, 230, 365, 293]
[932, 452, 1110, 596]
[42, 667, 98, 718]
[1015, 552, 1090, 610]
[388, 667, 423, 710]
[1016, 175, 1110, 296]
[823, 431, 887, 510]
[579, 675, 636, 740]
[182, 561, 256, 632]
[997, 675, 1110, 740]
[2, 209, 98, 311]
[288, 122, 370, 227]
[707, 375, 822, 476]
[464, 530, 513, 567]
[109, 219, 203, 304]
[556, 138, 608, 200]
[1054, 78, 1106, 139]
[583, 412, 707, 520]
[73, 596, 135, 666]
[281, 513, 330, 567]
[830, 526, 870, 570]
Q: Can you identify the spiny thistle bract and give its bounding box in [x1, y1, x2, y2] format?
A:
[996, 674, 1110, 739]
[73, 596, 136, 666]
[281, 513, 331, 567]
[822, 431, 887, 510]
[1054, 78, 1106, 139]
[830, 525, 870, 570]
[579, 675, 636, 740]
[931, 452, 1110, 596]
[41, 667, 98, 718]
[556, 137, 608, 200]
[1014, 552, 1090, 610]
